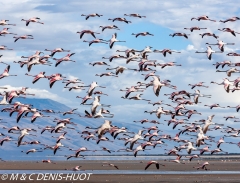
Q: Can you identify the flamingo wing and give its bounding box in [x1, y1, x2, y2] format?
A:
[144, 162, 152, 170]
[49, 78, 57, 88]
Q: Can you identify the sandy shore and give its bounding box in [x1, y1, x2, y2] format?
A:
[0, 160, 240, 182]
[1, 159, 240, 171]
[1, 174, 240, 183]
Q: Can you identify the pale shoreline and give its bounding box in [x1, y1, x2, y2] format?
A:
[1, 159, 240, 171]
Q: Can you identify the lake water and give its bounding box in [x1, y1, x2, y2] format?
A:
[0, 170, 240, 175]
[5, 155, 240, 161]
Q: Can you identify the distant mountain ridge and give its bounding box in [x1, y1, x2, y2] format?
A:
[10, 98, 72, 112]
[0, 98, 144, 160]
[0, 98, 239, 161]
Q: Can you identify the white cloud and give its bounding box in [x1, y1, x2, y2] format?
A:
[186, 44, 195, 51]
[2, 85, 68, 102]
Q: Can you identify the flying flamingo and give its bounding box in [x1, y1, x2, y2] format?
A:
[206, 40, 235, 52]
[0, 45, 13, 50]
[188, 82, 209, 89]
[95, 72, 118, 77]
[99, 25, 119, 32]
[191, 15, 216, 21]
[89, 61, 110, 66]
[132, 32, 154, 38]
[204, 103, 225, 109]
[26, 111, 50, 123]
[227, 105, 240, 112]
[81, 13, 103, 20]
[44, 48, 70, 57]
[76, 95, 92, 105]
[195, 46, 222, 60]
[61, 108, 78, 116]
[21, 17, 44, 26]
[97, 120, 112, 138]
[168, 155, 185, 164]
[0, 20, 16, 26]
[210, 78, 233, 93]
[201, 115, 222, 134]
[151, 76, 166, 97]
[213, 61, 231, 69]
[109, 33, 126, 49]
[153, 49, 181, 57]
[0, 65, 17, 79]
[220, 17, 240, 23]
[22, 149, 43, 154]
[102, 54, 127, 62]
[218, 28, 240, 36]
[0, 28, 17, 36]
[83, 39, 108, 46]
[185, 155, 199, 161]
[211, 148, 228, 154]
[88, 96, 110, 116]
[169, 32, 190, 39]
[127, 94, 150, 101]
[232, 77, 240, 87]
[48, 73, 66, 88]
[124, 14, 146, 18]
[0, 136, 14, 146]
[7, 126, 21, 133]
[193, 162, 210, 170]
[227, 52, 240, 56]
[139, 46, 153, 58]
[65, 166, 82, 171]
[133, 143, 150, 157]
[141, 71, 156, 81]
[116, 48, 140, 57]
[223, 116, 239, 121]
[106, 66, 136, 75]
[93, 91, 108, 96]
[191, 90, 211, 104]
[120, 86, 144, 98]
[199, 32, 219, 39]
[52, 132, 70, 143]
[53, 142, 64, 155]
[130, 130, 144, 150]
[13, 35, 33, 42]
[216, 68, 240, 77]
[76, 30, 100, 39]
[216, 137, 225, 148]
[25, 72, 47, 84]
[108, 17, 131, 23]
[184, 27, 207, 32]
[18, 129, 36, 146]
[6, 90, 24, 104]
[64, 85, 85, 91]
[66, 149, 85, 160]
[187, 142, 197, 154]
[85, 81, 106, 96]
[62, 78, 82, 86]
[96, 136, 113, 144]
[53, 53, 75, 67]
[157, 62, 182, 68]
[102, 163, 119, 169]
[199, 146, 211, 155]
[144, 161, 165, 170]
[41, 160, 56, 164]
[185, 110, 201, 119]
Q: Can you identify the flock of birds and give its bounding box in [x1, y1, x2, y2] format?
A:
[0, 14, 239, 171]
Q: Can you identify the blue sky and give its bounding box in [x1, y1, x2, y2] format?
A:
[0, 0, 240, 154]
